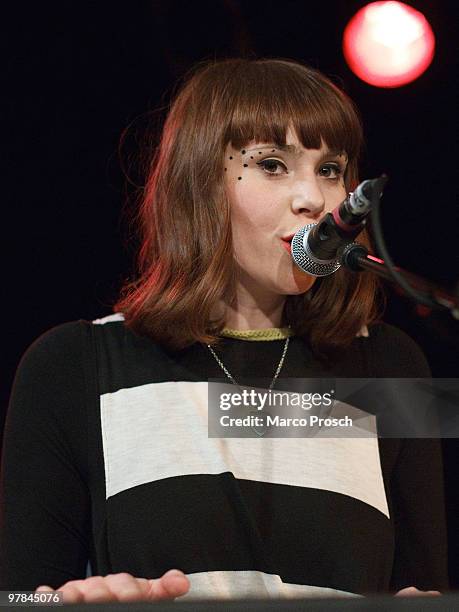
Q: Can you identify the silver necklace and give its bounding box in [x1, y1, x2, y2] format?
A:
[206, 336, 290, 391]
[206, 335, 290, 437]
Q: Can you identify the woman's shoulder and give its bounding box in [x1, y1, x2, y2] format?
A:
[18, 313, 170, 380]
[364, 320, 431, 377]
[16, 314, 127, 370]
[8, 320, 95, 434]
[18, 319, 90, 365]
[366, 320, 424, 353]
[28, 313, 128, 345]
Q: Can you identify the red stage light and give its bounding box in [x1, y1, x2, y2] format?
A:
[343, 1, 435, 88]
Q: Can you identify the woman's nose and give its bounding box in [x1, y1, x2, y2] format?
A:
[291, 179, 325, 219]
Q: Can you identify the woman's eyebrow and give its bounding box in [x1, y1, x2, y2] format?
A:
[244, 144, 300, 155]
[319, 149, 348, 163]
[244, 144, 347, 160]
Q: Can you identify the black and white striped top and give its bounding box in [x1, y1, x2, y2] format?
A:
[0, 315, 449, 599]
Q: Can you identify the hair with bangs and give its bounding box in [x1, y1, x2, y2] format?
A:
[114, 58, 383, 361]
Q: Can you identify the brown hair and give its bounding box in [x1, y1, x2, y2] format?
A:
[114, 58, 383, 361]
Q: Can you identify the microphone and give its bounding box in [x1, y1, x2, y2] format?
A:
[291, 176, 387, 277]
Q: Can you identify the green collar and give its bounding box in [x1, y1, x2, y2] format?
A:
[220, 327, 293, 341]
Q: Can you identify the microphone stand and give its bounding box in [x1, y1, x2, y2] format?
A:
[335, 174, 459, 320]
[340, 243, 459, 318]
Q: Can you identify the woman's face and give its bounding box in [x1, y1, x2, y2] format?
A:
[224, 127, 348, 298]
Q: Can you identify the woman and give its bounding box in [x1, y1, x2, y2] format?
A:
[0, 58, 448, 603]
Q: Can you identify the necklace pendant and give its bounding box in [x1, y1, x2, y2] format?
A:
[249, 409, 268, 437]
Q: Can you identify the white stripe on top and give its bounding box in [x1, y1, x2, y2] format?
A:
[181, 570, 364, 600]
[100, 380, 389, 517]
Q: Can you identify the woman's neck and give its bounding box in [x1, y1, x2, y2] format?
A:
[224, 310, 285, 330]
[222, 292, 286, 330]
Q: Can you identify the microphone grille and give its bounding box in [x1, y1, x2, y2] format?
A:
[291, 225, 342, 277]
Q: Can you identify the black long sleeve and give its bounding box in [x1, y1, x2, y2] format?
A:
[367, 323, 449, 591]
[389, 437, 449, 592]
[0, 322, 90, 589]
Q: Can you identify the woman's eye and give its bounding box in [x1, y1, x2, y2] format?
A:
[256, 159, 288, 175]
[319, 163, 343, 179]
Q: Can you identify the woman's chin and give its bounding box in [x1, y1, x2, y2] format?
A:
[289, 266, 316, 292]
[276, 272, 317, 295]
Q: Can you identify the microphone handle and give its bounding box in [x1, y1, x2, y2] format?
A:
[307, 213, 365, 261]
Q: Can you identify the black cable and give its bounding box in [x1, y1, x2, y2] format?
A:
[369, 176, 445, 311]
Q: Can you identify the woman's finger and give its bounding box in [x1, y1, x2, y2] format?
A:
[144, 569, 190, 600]
[103, 572, 145, 602]
[35, 570, 190, 603]
[35, 586, 53, 592]
[395, 586, 441, 597]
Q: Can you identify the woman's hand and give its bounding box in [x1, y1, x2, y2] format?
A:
[394, 586, 441, 597]
[35, 569, 190, 604]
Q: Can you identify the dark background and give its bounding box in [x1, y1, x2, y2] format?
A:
[3, 0, 458, 588]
